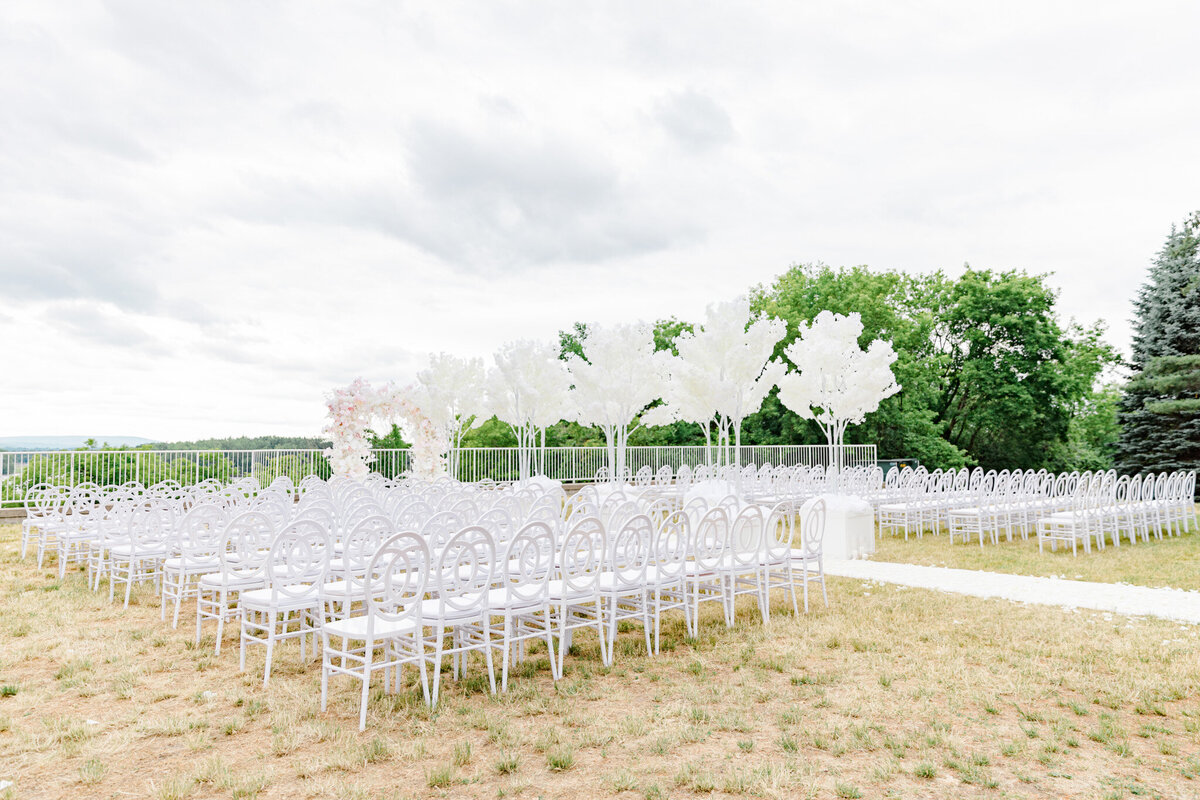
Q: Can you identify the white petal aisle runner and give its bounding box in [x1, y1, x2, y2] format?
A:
[824, 559, 1200, 624]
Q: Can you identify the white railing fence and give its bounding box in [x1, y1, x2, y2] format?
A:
[0, 444, 877, 507]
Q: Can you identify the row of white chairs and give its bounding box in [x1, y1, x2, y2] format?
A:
[18, 474, 830, 729]
[873, 467, 1196, 549]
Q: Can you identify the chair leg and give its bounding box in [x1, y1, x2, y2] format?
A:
[263, 609, 277, 687]
[320, 636, 330, 712]
[358, 650, 372, 732]
[501, 616, 512, 693]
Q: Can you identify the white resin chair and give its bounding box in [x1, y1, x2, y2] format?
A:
[791, 499, 828, 612]
[644, 509, 690, 653]
[682, 508, 731, 636]
[759, 501, 800, 621]
[240, 518, 333, 686]
[598, 514, 654, 664]
[322, 514, 393, 621]
[422, 525, 497, 707]
[108, 499, 177, 607]
[196, 511, 275, 653]
[321, 531, 431, 730]
[487, 521, 558, 691]
[161, 503, 228, 627]
[547, 516, 608, 676]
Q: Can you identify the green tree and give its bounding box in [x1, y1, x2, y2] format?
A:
[1116, 213, 1200, 474]
[751, 264, 1114, 470]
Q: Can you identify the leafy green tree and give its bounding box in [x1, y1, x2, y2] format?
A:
[751, 264, 1114, 470]
[1116, 213, 1200, 474]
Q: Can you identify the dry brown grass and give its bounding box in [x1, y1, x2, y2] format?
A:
[874, 512, 1200, 591]
[2, 521, 1200, 799]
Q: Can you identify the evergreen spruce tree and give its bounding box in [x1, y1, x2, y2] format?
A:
[1116, 212, 1200, 474]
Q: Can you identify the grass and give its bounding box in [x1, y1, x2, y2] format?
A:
[2, 522, 1200, 798]
[873, 513, 1200, 589]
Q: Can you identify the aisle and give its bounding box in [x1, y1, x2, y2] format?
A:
[824, 558, 1200, 624]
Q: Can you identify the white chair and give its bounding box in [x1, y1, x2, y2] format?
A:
[422, 525, 497, 707]
[645, 509, 690, 654]
[547, 516, 608, 677]
[108, 499, 176, 607]
[791, 499, 828, 612]
[722, 505, 766, 626]
[487, 521, 558, 691]
[240, 518, 333, 686]
[598, 514, 654, 664]
[682, 508, 731, 636]
[321, 531, 431, 730]
[19, 483, 54, 560]
[759, 501, 800, 621]
[161, 503, 228, 627]
[196, 511, 275, 654]
[322, 514, 393, 621]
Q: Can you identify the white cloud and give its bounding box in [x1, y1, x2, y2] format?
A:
[1, 0, 1198, 440]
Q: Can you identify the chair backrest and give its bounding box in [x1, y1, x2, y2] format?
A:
[422, 510, 465, 550]
[558, 516, 606, 595]
[523, 502, 562, 531]
[124, 498, 176, 548]
[800, 499, 827, 558]
[500, 521, 556, 604]
[731, 505, 765, 565]
[393, 499, 434, 531]
[603, 499, 640, 534]
[652, 509, 690, 581]
[364, 531, 429, 633]
[294, 503, 335, 531]
[220, 511, 276, 573]
[338, 514, 394, 582]
[763, 501, 798, 561]
[475, 507, 516, 543]
[692, 508, 730, 570]
[265, 519, 332, 599]
[609, 514, 653, 588]
[435, 526, 495, 615]
[177, 503, 229, 556]
[681, 497, 709, 525]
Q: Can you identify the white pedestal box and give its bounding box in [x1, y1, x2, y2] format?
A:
[803, 494, 875, 560]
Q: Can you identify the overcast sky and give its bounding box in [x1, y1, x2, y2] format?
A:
[2, 1, 1198, 441]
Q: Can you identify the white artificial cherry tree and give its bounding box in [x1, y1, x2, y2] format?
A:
[776, 310, 900, 474]
[414, 353, 487, 481]
[486, 340, 572, 480]
[565, 322, 671, 482]
[647, 297, 786, 467]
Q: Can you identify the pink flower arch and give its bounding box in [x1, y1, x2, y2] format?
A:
[322, 378, 448, 480]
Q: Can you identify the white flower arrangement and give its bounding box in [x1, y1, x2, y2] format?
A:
[322, 378, 448, 480]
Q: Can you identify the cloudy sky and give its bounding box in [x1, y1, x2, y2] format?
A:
[3, 1, 1198, 441]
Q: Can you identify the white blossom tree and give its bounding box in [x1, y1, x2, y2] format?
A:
[776, 310, 900, 473]
[645, 297, 786, 467]
[565, 322, 671, 482]
[486, 340, 572, 480]
[414, 353, 487, 480]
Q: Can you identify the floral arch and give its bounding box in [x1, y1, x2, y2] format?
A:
[322, 378, 448, 480]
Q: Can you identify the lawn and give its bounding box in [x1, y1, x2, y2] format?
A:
[873, 516, 1200, 591]
[2, 522, 1200, 800]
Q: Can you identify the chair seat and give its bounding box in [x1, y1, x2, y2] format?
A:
[419, 594, 487, 622]
[324, 613, 421, 641]
[199, 570, 265, 590]
[545, 579, 597, 604]
[241, 585, 322, 611]
[164, 555, 219, 572]
[110, 543, 169, 558]
[484, 587, 547, 613]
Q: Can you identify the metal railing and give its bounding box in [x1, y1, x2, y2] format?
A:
[0, 444, 876, 508]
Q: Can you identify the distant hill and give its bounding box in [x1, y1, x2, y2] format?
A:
[0, 435, 159, 451]
[152, 436, 330, 451]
